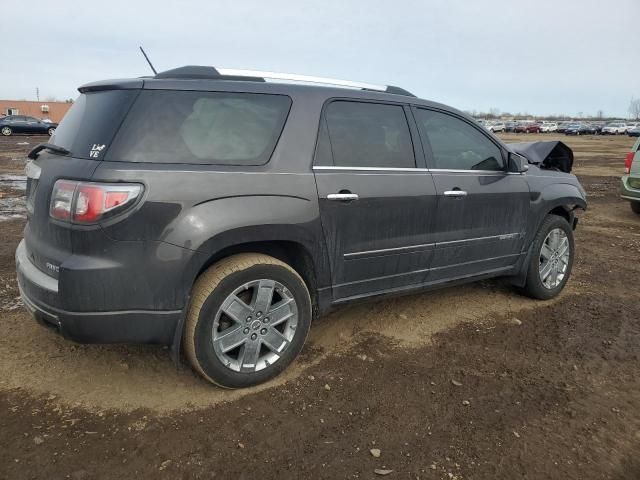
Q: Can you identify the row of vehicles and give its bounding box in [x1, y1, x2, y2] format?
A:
[478, 119, 640, 136]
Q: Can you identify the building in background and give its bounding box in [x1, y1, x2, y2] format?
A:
[0, 100, 73, 123]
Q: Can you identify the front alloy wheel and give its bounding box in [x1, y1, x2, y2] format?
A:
[520, 215, 575, 300]
[1, 126, 12, 136]
[538, 228, 570, 289]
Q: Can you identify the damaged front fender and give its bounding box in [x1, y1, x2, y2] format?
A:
[508, 141, 574, 173]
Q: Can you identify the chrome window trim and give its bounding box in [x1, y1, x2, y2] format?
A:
[312, 166, 429, 172]
[429, 168, 507, 174]
[312, 166, 525, 175]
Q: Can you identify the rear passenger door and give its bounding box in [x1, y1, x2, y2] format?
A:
[413, 107, 529, 281]
[313, 100, 438, 300]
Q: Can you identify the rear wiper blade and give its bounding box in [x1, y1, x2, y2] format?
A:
[27, 143, 70, 160]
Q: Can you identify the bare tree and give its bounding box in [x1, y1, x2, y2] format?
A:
[629, 98, 640, 120]
[596, 109, 604, 119]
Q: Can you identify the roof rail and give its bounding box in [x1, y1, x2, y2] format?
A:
[153, 66, 415, 97]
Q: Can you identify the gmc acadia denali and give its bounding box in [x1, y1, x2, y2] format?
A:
[16, 66, 587, 388]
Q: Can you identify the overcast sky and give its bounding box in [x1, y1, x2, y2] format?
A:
[2, 0, 639, 117]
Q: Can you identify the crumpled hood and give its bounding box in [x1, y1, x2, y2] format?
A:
[507, 141, 574, 173]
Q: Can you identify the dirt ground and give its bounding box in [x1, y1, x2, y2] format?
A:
[0, 133, 639, 480]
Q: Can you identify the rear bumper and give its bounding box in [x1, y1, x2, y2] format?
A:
[621, 175, 640, 202]
[16, 240, 181, 345]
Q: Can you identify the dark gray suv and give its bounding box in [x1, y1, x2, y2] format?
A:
[16, 66, 587, 388]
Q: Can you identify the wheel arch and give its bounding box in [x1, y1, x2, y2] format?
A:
[172, 235, 328, 366]
[509, 191, 585, 288]
[194, 239, 320, 303]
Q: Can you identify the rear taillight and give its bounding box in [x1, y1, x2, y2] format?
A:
[625, 152, 634, 174]
[50, 180, 142, 224]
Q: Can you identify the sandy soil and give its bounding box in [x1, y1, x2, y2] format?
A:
[0, 133, 638, 479]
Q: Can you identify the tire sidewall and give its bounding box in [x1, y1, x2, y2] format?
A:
[631, 202, 640, 215]
[526, 216, 575, 300]
[192, 263, 311, 388]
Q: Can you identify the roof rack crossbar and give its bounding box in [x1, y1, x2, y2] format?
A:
[216, 68, 388, 92]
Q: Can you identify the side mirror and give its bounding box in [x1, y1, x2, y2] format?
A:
[508, 152, 529, 173]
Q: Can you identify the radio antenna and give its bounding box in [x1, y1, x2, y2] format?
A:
[139, 46, 157, 75]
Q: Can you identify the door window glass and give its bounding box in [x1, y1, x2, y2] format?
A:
[324, 101, 415, 168]
[415, 109, 504, 171]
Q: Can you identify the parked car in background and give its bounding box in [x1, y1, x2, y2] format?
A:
[489, 122, 505, 133]
[564, 124, 582, 135]
[628, 126, 640, 137]
[621, 137, 640, 214]
[540, 122, 558, 133]
[565, 123, 599, 135]
[16, 65, 587, 388]
[0, 115, 58, 136]
[590, 123, 603, 135]
[504, 121, 517, 132]
[625, 122, 639, 133]
[515, 123, 541, 133]
[601, 122, 627, 135]
[556, 122, 572, 133]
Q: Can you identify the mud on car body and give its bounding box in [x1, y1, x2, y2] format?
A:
[16, 66, 587, 388]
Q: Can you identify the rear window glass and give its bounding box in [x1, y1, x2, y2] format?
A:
[51, 90, 139, 160]
[106, 91, 292, 165]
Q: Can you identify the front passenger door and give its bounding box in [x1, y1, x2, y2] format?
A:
[413, 108, 530, 282]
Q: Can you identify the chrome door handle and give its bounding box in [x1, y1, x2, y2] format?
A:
[443, 190, 467, 197]
[327, 193, 359, 201]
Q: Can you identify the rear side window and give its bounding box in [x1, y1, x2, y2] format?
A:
[415, 109, 504, 171]
[324, 101, 415, 168]
[106, 91, 292, 165]
[51, 90, 139, 160]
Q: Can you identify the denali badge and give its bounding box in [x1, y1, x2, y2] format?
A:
[45, 262, 60, 273]
[89, 144, 106, 158]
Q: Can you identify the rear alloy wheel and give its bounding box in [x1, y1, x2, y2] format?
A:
[631, 202, 640, 215]
[1, 126, 11, 136]
[520, 215, 575, 300]
[184, 253, 312, 388]
[47, 127, 56, 136]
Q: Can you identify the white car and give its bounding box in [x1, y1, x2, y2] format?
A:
[625, 122, 639, 133]
[488, 122, 505, 132]
[602, 122, 628, 135]
[540, 122, 558, 133]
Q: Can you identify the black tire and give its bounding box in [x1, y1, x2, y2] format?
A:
[47, 127, 55, 136]
[520, 215, 575, 300]
[1, 126, 12, 136]
[184, 253, 312, 388]
[631, 202, 640, 215]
